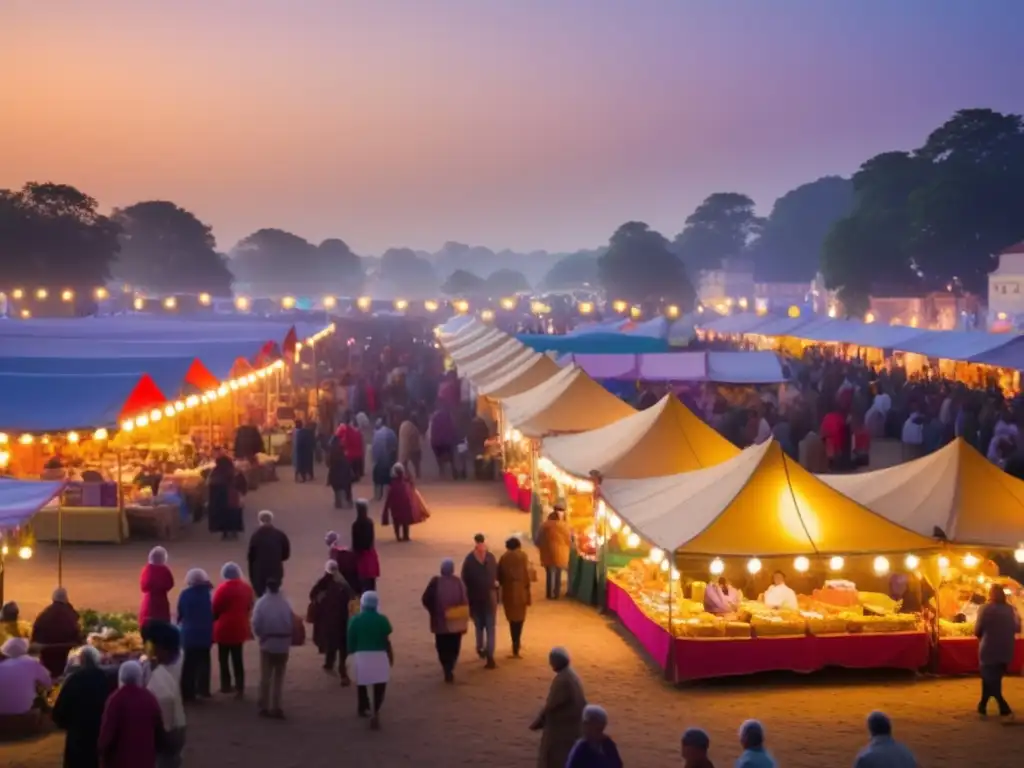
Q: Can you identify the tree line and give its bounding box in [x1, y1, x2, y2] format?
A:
[3, 108, 1022, 314]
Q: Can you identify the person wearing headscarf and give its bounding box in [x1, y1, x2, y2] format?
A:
[565, 705, 622, 768]
[208, 454, 247, 540]
[309, 560, 357, 686]
[347, 591, 393, 729]
[31, 586, 82, 678]
[371, 418, 398, 499]
[251, 579, 293, 718]
[497, 537, 532, 658]
[536, 511, 571, 600]
[140, 546, 175, 626]
[53, 646, 110, 768]
[355, 411, 373, 479]
[736, 719, 776, 768]
[325, 530, 360, 592]
[351, 500, 381, 593]
[177, 568, 214, 702]
[98, 661, 165, 768]
[0, 601, 29, 642]
[247, 510, 291, 597]
[212, 562, 254, 696]
[529, 647, 586, 768]
[421, 558, 470, 683]
[327, 438, 355, 509]
[382, 463, 415, 542]
[398, 417, 423, 479]
[0, 637, 52, 739]
[141, 621, 187, 768]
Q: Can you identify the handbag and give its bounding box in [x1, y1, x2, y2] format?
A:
[305, 600, 318, 625]
[443, 604, 470, 634]
[291, 612, 306, 646]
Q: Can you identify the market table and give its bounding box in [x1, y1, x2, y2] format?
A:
[34, 507, 127, 543]
[605, 580, 673, 669]
[124, 503, 181, 540]
[937, 637, 1024, 675]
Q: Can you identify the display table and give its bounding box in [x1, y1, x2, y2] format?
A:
[937, 637, 1024, 676]
[124, 504, 181, 540]
[606, 581, 930, 682]
[568, 550, 601, 607]
[516, 485, 531, 512]
[33, 507, 127, 543]
[502, 472, 519, 505]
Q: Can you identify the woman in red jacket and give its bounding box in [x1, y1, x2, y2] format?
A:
[212, 561, 255, 696]
[139, 546, 174, 627]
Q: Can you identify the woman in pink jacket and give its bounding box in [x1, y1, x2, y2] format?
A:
[139, 546, 174, 626]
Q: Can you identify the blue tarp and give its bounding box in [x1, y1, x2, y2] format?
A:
[0, 318, 318, 344]
[624, 317, 669, 339]
[794, 319, 927, 348]
[0, 478, 66, 528]
[567, 319, 629, 336]
[0, 372, 158, 432]
[0, 357, 202, 396]
[700, 313, 775, 335]
[517, 333, 669, 355]
[962, 336, 1024, 368]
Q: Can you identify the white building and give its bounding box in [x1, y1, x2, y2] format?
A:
[987, 240, 1024, 329]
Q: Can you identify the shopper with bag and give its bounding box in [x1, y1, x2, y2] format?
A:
[421, 558, 470, 683]
[497, 537, 532, 659]
[381, 463, 415, 542]
[347, 591, 394, 730]
[351, 501, 381, 593]
[250, 579, 294, 719]
[308, 560, 356, 686]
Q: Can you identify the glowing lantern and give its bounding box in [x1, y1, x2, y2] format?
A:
[793, 556, 810, 573]
[61, 289, 74, 302]
[665, 304, 680, 318]
[787, 305, 800, 318]
[133, 298, 145, 311]
[904, 554, 920, 570]
[93, 428, 109, 441]
[199, 292, 212, 306]
[235, 296, 250, 311]
[578, 301, 594, 315]
[864, 312, 876, 324]
[36, 288, 48, 300]
[323, 296, 337, 309]
[424, 300, 439, 312]
[829, 556, 845, 571]
[394, 299, 409, 311]
[709, 558, 725, 576]
[747, 558, 762, 575]
[612, 300, 627, 313]
[873, 556, 890, 575]
[480, 309, 495, 321]
[281, 296, 296, 309]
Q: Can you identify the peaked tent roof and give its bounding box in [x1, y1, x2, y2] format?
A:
[0, 372, 168, 432]
[458, 341, 531, 383]
[439, 318, 485, 345]
[599, 439, 939, 557]
[442, 323, 495, 354]
[542, 394, 738, 479]
[818, 438, 1024, 548]
[450, 332, 518, 367]
[477, 353, 562, 400]
[0, 478, 67, 528]
[438, 315, 479, 339]
[502, 365, 636, 438]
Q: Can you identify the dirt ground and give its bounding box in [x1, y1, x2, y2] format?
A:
[2, 468, 1022, 767]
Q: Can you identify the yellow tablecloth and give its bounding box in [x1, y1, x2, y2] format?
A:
[33, 507, 127, 543]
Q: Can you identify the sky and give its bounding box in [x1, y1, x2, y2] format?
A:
[2, 1, 1023, 255]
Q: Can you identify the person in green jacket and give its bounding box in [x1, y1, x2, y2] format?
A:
[346, 591, 393, 729]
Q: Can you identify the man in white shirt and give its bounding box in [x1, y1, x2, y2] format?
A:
[763, 571, 799, 611]
[143, 621, 187, 768]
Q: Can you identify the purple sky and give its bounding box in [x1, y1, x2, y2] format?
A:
[2, 1, 1022, 254]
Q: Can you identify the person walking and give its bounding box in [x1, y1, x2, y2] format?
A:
[292, 419, 315, 482]
[52, 645, 110, 768]
[381, 463, 415, 542]
[347, 591, 393, 730]
[251, 579, 294, 719]
[212, 562, 253, 697]
[497, 536, 532, 658]
[351, 500, 380, 593]
[461, 533, 498, 669]
[309, 560, 356, 686]
[208, 455, 246, 540]
[177, 568, 214, 702]
[247, 510, 291, 597]
[327, 439, 354, 509]
[536, 509, 571, 600]
[736, 720, 776, 768]
[398, 416, 423, 479]
[97, 661, 166, 768]
[142, 621, 187, 768]
[976, 581, 1020, 720]
[565, 705, 623, 768]
[371, 418, 398, 500]
[853, 711, 917, 768]
[139, 546, 174, 627]
[429, 405, 458, 479]
[681, 728, 715, 768]
[529, 647, 586, 768]
[421, 558, 470, 683]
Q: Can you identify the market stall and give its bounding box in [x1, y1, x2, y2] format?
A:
[820, 439, 1024, 674]
[598, 438, 942, 681]
[447, 329, 516, 367]
[0, 478, 67, 604]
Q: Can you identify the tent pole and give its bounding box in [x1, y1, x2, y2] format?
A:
[0, 545, 5, 605]
[57, 494, 63, 587]
[665, 556, 676, 683]
[116, 449, 124, 544]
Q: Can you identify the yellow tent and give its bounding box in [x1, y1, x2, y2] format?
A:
[477, 354, 562, 400]
[542, 394, 738, 479]
[600, 439, 939, 557]
[502, 365, 636, 438]
[450, 334, 519, 367]
[819, 438, 1024, 549]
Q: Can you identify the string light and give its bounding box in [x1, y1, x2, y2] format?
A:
[61, 289, 74, 302]
[793, 556, 810, 572]
[648, 548, 665, 565]
[578, 301, 594, 315]
[281, 296, 296, 309]
[18, 434, 33, 445]
[235, 296, 250, 311]
[938, 555, 950, 570]
[709, 558, 725, 576]
[665, 305, 679, 318]
[500, 297, 517, 311]
[608, 514, 622, 533]
[904, 554, 920, 570]
[133, 298, 145, 311]
[393, 299, 409, 311]
[95, 287, 108, 300]
[19, 309, 30, 318]
[357, 296, 372, 311]
[873, 556, 890, 575]
[747, 557, 762, 575]
[738, 297, 749, 310]
[93, 428, 109, 441]
[198, 292, 211, 306]
[162, 296, 176, 309]
[480, 309, 495, 321]
[323, 296, 337, 309]
[36, 288, 48, 300]
[66, 431, 80, 444]
[18, 546, 32, 560]
[829, 556, 844, 571]
[630, 306, 642, 319]
[864, 312, 876, 324]
[536, 456, 594, 493]
[12, 288, 24, 299]
[1014, 546, 1024, 564]
[424, 300, 439, 312]
[962, 553, 980, 568]
[612, 300, 627, 313]
[625, 532, 640, 549]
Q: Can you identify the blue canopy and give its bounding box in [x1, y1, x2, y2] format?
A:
[700, 313, 774, 335]
[567, 319, 629, 336]
[517, 333, 669, 355]
[624, 317, 669, 339]
[0, 318, 318, 344]
[0, 356, 203, 396]
[0, 372, 160, 432]
[794, 319, 927, 348]
[0, 478, 66, 528]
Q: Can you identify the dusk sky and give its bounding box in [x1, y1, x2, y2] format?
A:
[3, 1, 1023, 255]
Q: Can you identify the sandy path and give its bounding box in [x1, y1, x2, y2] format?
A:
[2, 472, 1022, 767]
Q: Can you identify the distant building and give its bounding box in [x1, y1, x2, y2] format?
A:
[695, 258, 756, 310]
[987, 240, 1024, 330]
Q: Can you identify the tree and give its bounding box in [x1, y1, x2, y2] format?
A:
[433, 241, 500, 279]
[0, 182, 121, 289]
[485, 268, 530, 296]
[541, 250, 601, 289]
[598, 222, 695, 308]
[229, 229, 365, 296]
[111, 201, 234, 295]
[440, 269, 486, 296]
[379, 248, 438, 297]
[673, 192, 763, 273]
[316, 238, 365, 296]
[750, 177, 854, 282]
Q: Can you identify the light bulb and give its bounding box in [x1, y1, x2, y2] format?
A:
[133, 298, 145, 310]
[121, 420, 134, 433]
[962, 553, 979, 568]
[794, 556, 810, 573]
[904, 554, 920, 570]
[0, 545, 7, 555]
[648, 548, 664, 565]
[134, 415, 149, 428]
[163, 296, 176, 309]
[608, 514, 622, 532]
[709, 558, 725, 576]
[36, 288, 48, 299]
[670, 568, 680, 581]
[394, 299, 408, 311]
[829, 556, 844, 571]
[67, 431, 80, 444]
[480, 309, 495, 321]
[93, 428, 109, 440]
[61, 289, 74, 302]
[626, 533, 640, 549]
[235, 296, 250, 311]
[95, 287, 109, 300]
[323, 296, 336, 309]
[938, 555, 950, 569]
[1014, 547, 1024, 564]
[620, 525, 631, 538]
[873, 556, 890, 575]
[747, 557, 762, 575]
[281, 296, 296, 309]
[164, 406, 176, 418]
[424, 300, 439, 312]
[18, 434, 33, 445]
[150, 409, 163, 421]
[660, 559, 669, 573]
[18, 546, 32, 560]
[198, 292, 211, 305]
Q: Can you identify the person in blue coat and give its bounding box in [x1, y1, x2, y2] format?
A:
[177, 568, 214, 701]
